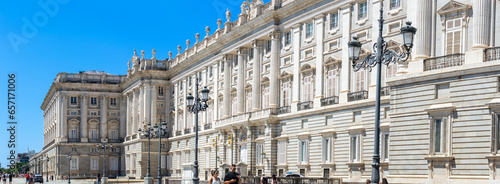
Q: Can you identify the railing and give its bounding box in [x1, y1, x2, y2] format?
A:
[423, 53, 465, 71]
[132, 134, 138, 139]
[241, 176, 341, 184]
[89, 138, 100, 143]
[381, 86, 391, 96]
[276, 106, 291, 114]
[184, 128, 191, 134]
[68, 138, 81, 143]
[348, 91, 368, 102]
[176, 130, 182, 136]
[108, 139, 123, 143]
[204, 123, 212, 130]
[251, 108, 277, 118]
[297, 101, 313, 111]
[485, 47, 500, 62]
[321, 96, 339, 106]
[125, 136, 131, 141]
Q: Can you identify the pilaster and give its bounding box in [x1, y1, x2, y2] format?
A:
[314, 14, 325, 108]
[81, 95, 88, 142]
[100, 95, 108, 140]
[291, 24, 301, 112]
[472, 0, 491, 49]
[269, 30, 281, 108]
[223, 56, 232, 118]
[251, 40, 262, 111]
[237, 48, 246, 114]
[340, 5, 352, 104]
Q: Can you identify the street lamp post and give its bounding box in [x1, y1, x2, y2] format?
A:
[212, 136, 219, 171]
[97, 140, 112, 183]
[156, 118, 168, 184]
[67, 155, 71, 184]
[46, 156, 49, 182]
[347, 1, 416, 184]
[186, 76, 210, 184]
[138, 122, 154, 184]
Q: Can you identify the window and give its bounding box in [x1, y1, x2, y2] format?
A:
[322, 138, 332, 163]
[70, 157, 79, 170]
[305, 50, 313, 58]
[160, 155, 166, 169]
[298, 140, 309, 163]
[110, 98, 117, 106]
[218, 99, 224, 119]
[285, 31, 292, 46]
[207, 105, 213, 124]
[358, 2, 367, 19]
[278, 169, 284, 177]
[185, 151, 190, 164]
[390, 0, 401, 10]
[167, 155, 172, 170]
[159, 87, 164, 96]
[90, 111, 98, 116]
[234, 57, 238, 67]
[221, 62, 225, 72]
[264, 64, 271, 73]
[180, 82, 183, 91]
[432, 118, 447, 154]
[70, 97, 77, 105]
[382, 133, 390, 162]
[249, 48, 254, 60]
[386, 62, 397, 78]
[330, 13, 338, 28]
[354, 111, 362, 122]
[246, 92, 252, 112]
[90, 157, 98, 170]
[284, 57, 291, 65]
[90, 97, 97, 106]
[70, 111, 78, 115]
[278, 141, 286, 165]
[350, 135, 360, 162]
[189, 77, 192, 87]
[263, 85, 270, 108]
[240, 145, 247, 163]
[323, 169, 330, 178]
[299, 169, 305, 176]
[282, 82, 291, 106]
[176, 153, 181, 169]
[436, 83, 450, 99]
[209, 67, 213, 77]
[110, 157, 118, 170]
[90, 128, 98, 139]
[355, 70, 366, 91]
[327, 69, 337, 97]
[446, 18, 462, 55]
[256, 144, 264, 165]
[205, 150, 210, 168]
[110, 130, 118, 140]
[329, 42, 338, 50]
[266, 40, 272, 53]
[232, 95, 237, 115]
[303, 75, 313, 102]
[306, 22, 314, 38]
[70, 129, 78, 139]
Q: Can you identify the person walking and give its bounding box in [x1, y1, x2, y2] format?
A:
[223, 164, 240, 184]
[270, 175, 277, 184]
[209, 170, 221, 184]
[381, 178, 389, 184]
[8, 173, 12, 184]
[260, 174, 267, 184]
[96, 173, 101, 184]
[24, 173, 29, 184]
[2, 173, 7, 184]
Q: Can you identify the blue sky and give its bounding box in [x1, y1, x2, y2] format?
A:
[0, 0, 271, 168]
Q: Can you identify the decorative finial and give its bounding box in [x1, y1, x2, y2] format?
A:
[186, 39, 191, 50]
[169, 51, 173, 60]
[128, 60, 131, 70]
[177, 45, 182, 55]
[140, 50, 145, 59]
[133, 49, 137, 56]
[152, 49, 156, 59]
[205, 26, 210, 38]
[195, 33, 200, 44]
[217, 19, 222, 30]
[226, 9, 231, 22]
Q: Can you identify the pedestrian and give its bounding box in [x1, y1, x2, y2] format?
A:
[365, 179, 371, 184]
[2, 173, 7, 184]
[24, 173, 29, 184]
[8, 173, 12, 184]
[209, 170, 221, 184]
[223, 164, 240, 184]
[381, 178, 388, 184]
[97, 173, 101, 184]
[260, 174, 267, 184]
[270, 174, 277, 184]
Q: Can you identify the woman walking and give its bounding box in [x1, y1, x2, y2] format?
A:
[208, 170, 220, 184]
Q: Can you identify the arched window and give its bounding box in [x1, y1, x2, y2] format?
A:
[279, 71, 293, 107]
[261, 77, 270, 108]
[324, 58, 341, 97]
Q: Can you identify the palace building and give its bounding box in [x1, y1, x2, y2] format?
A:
[31, 0, 500, 183]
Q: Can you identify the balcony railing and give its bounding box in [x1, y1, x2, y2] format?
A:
[68, 138, 81, 143]
[485, 47, 500, 62]
[89, 138, 100, 143]
[175, 130, 182, 136]
[125, 136, 131, 141]
[381, 86, 391, 96]
[348, 90, 368, 102]
[276, 106, 291, 114]
[108, 139, 123, 143]
[204, 123, 212, 130]
[184, 128, 191, 134]
[321, 96, 339, 106]
[424, 53, 465, 71]
[297, 101, 313, 111]
[132, 134, 138, 139]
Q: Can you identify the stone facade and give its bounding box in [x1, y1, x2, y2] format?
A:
[33, 0, 500, 183]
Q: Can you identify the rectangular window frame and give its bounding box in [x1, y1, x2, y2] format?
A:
[350, 135, 361, 163]
[306, 22, 314, 38]
[70, 96, 78, 106]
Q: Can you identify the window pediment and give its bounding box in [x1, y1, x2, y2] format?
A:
[437, 0, 471, 15]
[324, 57, 341, 66]
[108, 120, 120, 129]
[68, 118, 80, 126]
[300, 64, 315, 73]
[425, 103, 456, 114]
[279, 71, 293, 79]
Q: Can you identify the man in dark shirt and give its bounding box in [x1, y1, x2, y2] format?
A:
[223, 164, 240, 184]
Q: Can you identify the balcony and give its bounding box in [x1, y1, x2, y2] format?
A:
[215, 113, 251, 128]
[297, 101, 313, 111]
[68, 138, 81, 143]
[204, 123, 212, 130]
[321, 96, 339, 106]
[348, 91, 368, 102]
[423, 53, 465, 71]
[380, 86, 391, 96]
[485, 47, 500, 62]
[175, 130, 182, 136]
[132, 134, 138, 139]
[184, 128, 191, 134]
[276, 106, 291, 114]
[89, 138, 100, 143]
[108, 139, 123, 143]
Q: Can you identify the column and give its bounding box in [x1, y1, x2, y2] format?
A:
[246, 127, 255, 176]
[139, 86, 144, 131]
[269, 30, 280, 108]
[61, 95, 67, 140]
[213, 63, 219, 119]
[81, 95, 88, 142]
[251, 40, 262, 111]
[120, 96, 126, 139]
[126, 93, 131, 136]
[291, 24, 301, 112]
[369, 0, 381, 99]
[237, 48, 246, 114]
[223, 55, 231, 118]
[472, 0, 491, 49]
[100, 95, 107, 140]
[132, 89, 137, 134]
[412, 0, 432, 59]
[174, 83, 179, 132]
[340, 5, 352, 103]
[152, 85, 158, 125]
[144, 84, 152, 124]
[182, 79, 187, 129]
[314, 15, 325, 108]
